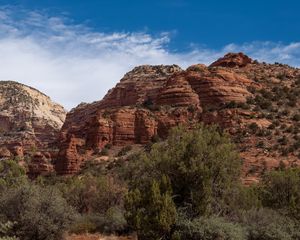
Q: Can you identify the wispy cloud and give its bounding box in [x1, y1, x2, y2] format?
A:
[0, 6, 299, 109]
[223, 42, 300, 66]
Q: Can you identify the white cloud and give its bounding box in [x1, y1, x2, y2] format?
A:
[0, 6, 299, 110]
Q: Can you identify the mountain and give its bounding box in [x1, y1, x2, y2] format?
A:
[55, 52, 300, 183]
[0, 81, 66, 176]
[1, 53, 299, 183]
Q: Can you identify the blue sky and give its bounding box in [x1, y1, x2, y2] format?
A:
[2, 0, 300, 49]
[0, 1, 299, 109]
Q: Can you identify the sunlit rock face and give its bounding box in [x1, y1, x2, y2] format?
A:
[0, 80, 66, 176]
[55, 52, 300, 184]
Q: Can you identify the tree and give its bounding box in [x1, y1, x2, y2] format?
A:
[124, 124, 242, 239]
[0, 183, 76, 240]
[0, 160, 26, 189]
[58, 174, 124, 214]
[125, 175, 177, 240]
[260, 168, 300, 220]
[126, 124, 241, 217]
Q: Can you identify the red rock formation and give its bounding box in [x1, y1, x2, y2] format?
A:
[55, 53, 300, 183]
[28, 152, 54, 178]
[156, 71, 201, 107]
[186, 65, 253, 105]
[3, 53, 300, 184]
[56, 61, 254, 174]
[210, 52, 253, 68]
[100, 65, 182, 108]
[56, 135, 85, 175]
[0, 147, 11, 158]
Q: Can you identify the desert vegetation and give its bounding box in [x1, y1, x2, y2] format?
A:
[0, 124, 299, 240]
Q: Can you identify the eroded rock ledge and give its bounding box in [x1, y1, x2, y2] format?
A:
[56, 54, 256, 175]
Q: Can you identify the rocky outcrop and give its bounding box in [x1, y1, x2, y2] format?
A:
[156, 71, 201, 107]
[0, 147, 11, 158]
[100, 65, 182, 108]
[28, 152, 54, 178]
[3, 53, 300, 183]
[210, 52, 253, 68]
[186, 65, 254, 105]
[0, 81, 66, 175]
[56, 105, 201, 174]
[56, 61, 255, 174]
[55, 53, 300, 183]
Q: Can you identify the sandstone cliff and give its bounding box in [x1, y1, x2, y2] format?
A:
[56, 53, 277, 180]
[0, 81, 66, 176]
[4, 53, 297, 184]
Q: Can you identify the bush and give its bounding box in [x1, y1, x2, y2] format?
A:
[0, 221, 18, 240]
[187, 105, 197, 113]
[260, 168, 300, 220]
[100, 147, 109, 156]
[69, 215, 97, 234]
[117, 145, 133, 157]
[256, 141, 265, 148]
[292, 114, 300, 122]
[0, 183, 76, 240]
[70, 207, 127, 235]
[125, 124, 242, 239]
[59, 175, 125, 215]
[125, 176, 177, 240]
[239, 208, 300, 240]
[101, 207, 127, 234]
[0, 160, 26, 188]
[225, 101, 238, 108]
[174, 215, 246, 240]
[248, 123, 259, 133]
[278, 136, 288, 145]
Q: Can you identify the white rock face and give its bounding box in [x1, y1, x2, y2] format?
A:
[0, 81, 66, 152]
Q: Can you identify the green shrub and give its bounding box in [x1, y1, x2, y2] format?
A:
[151, 134, 161, 143]
[69, 215, 97, 234]
[0, 160, 26, 188]
[70, 207, 127, 235]
[292, 114, 300, 122]
[260, 168, 300, 220]
[125, 176, 177, 240]
[0, 184, 76, 240]
[101, 207, 127, 234]
[59, 175, 124, 215]
[248, 123, 259, 133]
[278, 136, 288, 145]
[268, 123, 276, 130]
[100, 147, 109, 156]
[187, 105, 197, 113]
[117, 145, 133, 157]
[105, 143, 112, 149]
[174, 215, 246, 240]
[128, 125, 241, 223]
[225, 101, 238, 108]
[239, 208, 300, 240]
[0, 222, 18, 240]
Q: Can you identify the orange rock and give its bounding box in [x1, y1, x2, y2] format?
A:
[54, 53, 300, 180]
[186, 67, 252, 105]
[156, 72, 201, 107]
[210, 52, 253, 68]
[28, 152, 54, 178]
[55, 61, 254, 174]
[0, 147, 11, 158]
